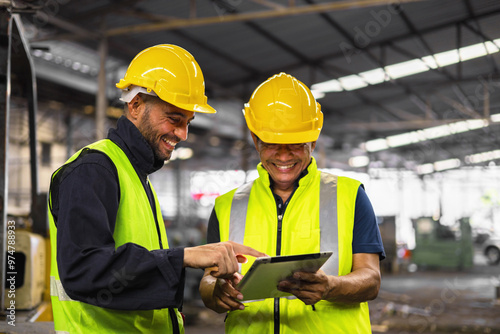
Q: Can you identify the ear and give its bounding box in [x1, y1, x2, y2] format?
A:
[127, 94, 143, 121]
[311, 141, 317, 151]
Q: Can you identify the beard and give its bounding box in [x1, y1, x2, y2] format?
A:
[137, 107, 179, 162]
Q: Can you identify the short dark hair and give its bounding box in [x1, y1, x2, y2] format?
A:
[138, 93, 163, 106]
[123, 93, 163, 115]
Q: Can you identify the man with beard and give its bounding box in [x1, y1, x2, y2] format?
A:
[48, 45, 264, 334]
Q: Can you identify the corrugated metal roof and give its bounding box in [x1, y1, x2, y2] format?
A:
[17, 0, 500, 168]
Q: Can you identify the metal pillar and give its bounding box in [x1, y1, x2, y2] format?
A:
[95, 36, 108, 140]
[0, 7, 12, 314]
[0, 10, 42, 312]
[10, 15, 44, 236]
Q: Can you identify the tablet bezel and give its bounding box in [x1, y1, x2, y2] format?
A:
[236, 251, 333, 301]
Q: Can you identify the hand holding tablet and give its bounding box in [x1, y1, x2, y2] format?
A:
[236, 252, 333, 301]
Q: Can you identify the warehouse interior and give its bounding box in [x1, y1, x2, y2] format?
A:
[1, 0, 500, 332]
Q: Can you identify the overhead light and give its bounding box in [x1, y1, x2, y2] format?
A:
[491, 114, 500, 122]
[311, 90, 325, 100]
[434, 158, 460, 171]
[312, 39, 500, 94]
[386, 131, 425, 148]
[349, 156, 370, 167]
[385, 59, 429, 79]
[428, 50, 459, 67]
[485, 41, 500, 53]
[359, 68, 387, 85]
[311, 79, 343, 93]
[459, 43, 489, 61]
[422, 124, 451, 139]
[417, 163, 434, 175]
[338, 75, 368, 91]
[363, 116, 494, 152]
[421, 56, 438, 69]
[363, 138, 388, 152]
[465, 149, 500, 164]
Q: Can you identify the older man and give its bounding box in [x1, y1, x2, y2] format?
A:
[199, 72, 385, 333]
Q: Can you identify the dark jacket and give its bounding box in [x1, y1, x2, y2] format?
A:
[50, 116, 185, 310]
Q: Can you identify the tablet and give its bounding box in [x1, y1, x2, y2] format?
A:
[236, 251, 333, 301]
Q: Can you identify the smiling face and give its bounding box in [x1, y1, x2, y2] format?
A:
[252, 133, 316, 198]
[127, 94, 195, 161]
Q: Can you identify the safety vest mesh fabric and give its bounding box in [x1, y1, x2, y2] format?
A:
[214, 158, 371, 334]
[48, 139, 183, 334]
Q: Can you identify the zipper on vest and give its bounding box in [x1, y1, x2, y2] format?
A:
[276, 214, 283, 256]
[168, 307, 180, 334]
[274, 298, 280, 334]
[146, 179, 163, 249]
[274, 212, 283, 334]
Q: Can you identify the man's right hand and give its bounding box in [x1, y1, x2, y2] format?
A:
[184, 241, 266, 278]
[199, 271, 246, 313]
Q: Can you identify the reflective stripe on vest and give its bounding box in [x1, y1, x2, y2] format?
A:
[318, 173, 338, 276]
[50, 276, 73, 302]
[229, 181, 254, 245]
[228, 172, 339, 276]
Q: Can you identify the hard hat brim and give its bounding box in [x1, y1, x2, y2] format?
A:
[174, 102, 217, 114]
[251, 129, 321, 144]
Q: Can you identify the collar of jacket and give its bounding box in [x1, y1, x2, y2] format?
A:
[256, 157, 316, 189]
[107, 116, 164, 176]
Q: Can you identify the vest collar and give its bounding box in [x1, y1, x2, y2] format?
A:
[108, 116, 164, 176]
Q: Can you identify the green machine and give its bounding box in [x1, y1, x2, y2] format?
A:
[411, 217, 474, 270]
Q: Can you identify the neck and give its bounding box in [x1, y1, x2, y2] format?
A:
[272, 185, 293, 203]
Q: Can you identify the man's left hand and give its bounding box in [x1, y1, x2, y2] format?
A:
[277, 269, 332, 305]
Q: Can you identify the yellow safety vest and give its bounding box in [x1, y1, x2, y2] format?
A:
[48, 139, 183, 334]
[214, 158, 371, 333]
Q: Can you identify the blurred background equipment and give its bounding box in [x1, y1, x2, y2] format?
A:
[411, 216, 474, 270]
[481, 236, 500, 265]
[3, 229, 46, 310]
[377, 216, 396, 273]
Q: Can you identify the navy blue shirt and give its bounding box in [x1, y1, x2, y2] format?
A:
[50, 116, 185, 310]
[207, 172, 386, 260]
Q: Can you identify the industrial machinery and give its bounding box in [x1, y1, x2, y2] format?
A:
[411, 217, 474, 270]
[377, 216, 396, 273]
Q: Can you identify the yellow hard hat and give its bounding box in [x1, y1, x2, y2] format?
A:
[116, 44, 216, 114]
[243, 72, 323, 144]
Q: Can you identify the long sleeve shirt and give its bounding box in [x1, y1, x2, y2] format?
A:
[50, 116, 185, 310]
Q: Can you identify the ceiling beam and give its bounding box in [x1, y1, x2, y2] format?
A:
[34, 12, 100, 40]
[437, 94, 482, 119]
[103, 0, 425, 37]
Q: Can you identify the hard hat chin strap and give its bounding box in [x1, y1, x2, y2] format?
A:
[120, 85, 158, 103]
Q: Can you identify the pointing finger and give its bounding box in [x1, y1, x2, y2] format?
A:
[229, 242, 267, 258]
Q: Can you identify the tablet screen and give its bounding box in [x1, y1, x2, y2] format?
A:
[236, 251, 332, 301]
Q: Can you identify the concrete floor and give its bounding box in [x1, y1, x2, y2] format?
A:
[1, 250, 499, 333]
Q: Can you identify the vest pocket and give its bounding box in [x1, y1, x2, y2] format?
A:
[291, 220, 320, 254]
